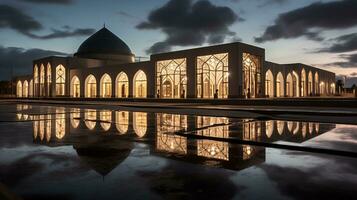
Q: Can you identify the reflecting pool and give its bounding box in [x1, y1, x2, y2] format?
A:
[0, 103, 356, 199]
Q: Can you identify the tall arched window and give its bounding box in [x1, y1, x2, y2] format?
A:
[16, 81, 22, 97]
[56, 65, 66, 96]
[116, 72, 129, 98]
[243, 53, 261, 98]
[197, 53, 228, 98]
[34, 65, 38, 96]
[265, 70, 274, 98]
[47, 63, 52, 96]
[292, 71, 299, 97]
[133, 112, 147, 137]
[100, 73, 112, 98]
[301, 69, 306, 97]
[133, 70, 147, 98]
[71, 76, 80, 97]
[29, 79, 33, 97]
[85, 75, 97, 98]
[157, 58, 187, 98]
[286, 73, 293, 97]
[40, 64, 45, 96]
[308, 71, 313, 96]
[23, 80, 28, 97]
[276, 72, 284, 97]
[314, 72, 319, 95]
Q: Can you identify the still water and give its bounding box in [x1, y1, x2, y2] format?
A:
[0, 103, 357, 199]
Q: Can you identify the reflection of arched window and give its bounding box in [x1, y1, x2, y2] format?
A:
[55, 108, 65, 139]
[47, 63, 52, 96]
[287, 121, 293, 132]
[276, 72, 284, 97]
[115, 111, 129, 134]
[45, 115, 52, 142]
[197, 53, 228, 98]
[116, 72, 129, 98]
[100, 110, 112, 131]
[308, 123, 314, 134]
[85, 75, 97, 98]
[293, 122, 300, 134]
[40, 64, 45, 96]
[157, 58, 187, 98]
[34, 65, 38, 96]
[301, 69, 306, 97]
[16, 81, 22, 97]
[133, 112, 147, 137]
[70, 108, 80, 128]
[276, 120, 284, 135]
[320, 82, 325, 95]
[133, 70, 147, 98]
[265, 120, 274, 138]
[85, 109, 96, 130]
[308, 71, 313, 96]
[71, 76, 80, 97]
[265, 70, 274, 98]
[243, 53, 261, 98]
[100, 74, 112, 98]
[56, 65, 65, 96]
[315, 123, 319, 133]
[23, 80, 28, 97]
[301, 122, 307, 138]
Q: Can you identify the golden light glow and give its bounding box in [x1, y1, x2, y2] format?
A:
[134, 70, 147, 98]
[133, 112, 147, 137]
[276, 72, 284, 97]
[116, 72, 129, 98]
[71, 76, 80, 97]
[100, 73, 112, 98]
[115, 111, 129, 134]
[16, 81, 22, 97]
[55, 65, 65, 96]
[85, 109, 97, 130]
[265, 120, 274, 138]
[85, 74, 97, 98]
[23, 80, 28, 97]
[100, 110, 112, 131]
[55, 108, 66, 139]
[265, 70, 274, 97]
[70, 108, 80, 128]
[243, 53, 261, 98]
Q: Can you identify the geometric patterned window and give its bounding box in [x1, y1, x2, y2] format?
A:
[243, 53, 261, 98]
[56, 65, 65, 96]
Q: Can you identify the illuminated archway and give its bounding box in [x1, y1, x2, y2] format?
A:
[265, 70, 274, 98]
[85, 75, 97, 98]
[330, 83, 335, 95]
[243, 53, 261, 98]
[308, 71, 313, 96]
[133, 112, 147, 137]
[70, 76, 80, 97]
[23, 80, 28, 97]
[55, 65, 65, 96]
[320, 81, 325, 95]
[292, 71, 299, 97]
[29, 79, 33, 97]
[16, 81, 22, 97]
[301, 69, 306, 97]
[115, 72, 129, 98]
[40, 64, 45, 96]
[314, 72, 319, 95]
[133, 70, 147, 98]
[286, 73, 293, 97]
[115, 111, 129, 134]
[34, 65, 38, 96]
[276, 72, 284, 97]
[100, 73, 112, 98]
[47, 63, 52, 96]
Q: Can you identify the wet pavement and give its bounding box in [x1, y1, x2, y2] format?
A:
[0, 102, 357, 199]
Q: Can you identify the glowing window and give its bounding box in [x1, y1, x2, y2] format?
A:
[301, 69, 306, 97]
[85, 75, 97, 98]
[16, 81, 22, 97]
[71, 76, 80, 97]
[23, 80, 28, 97]
[308, 71, 313, 95]
[116, 72, 129, 98]
[265, 70, 274, 98]
[197, 53, 228, 98]
[156, 58, 187, 98]
[100, 74, 112, 98]
[243, 53, 261, 98]
[47, 63, 52, 95]
[55, 65, 65, 96]
[133, 70, 147, 98]
[276, 72, 284, 97]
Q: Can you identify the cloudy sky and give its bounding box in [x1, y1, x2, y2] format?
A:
[0, 0, 356, 84]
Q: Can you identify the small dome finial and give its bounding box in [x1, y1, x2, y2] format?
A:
[103, 23, 106, 28]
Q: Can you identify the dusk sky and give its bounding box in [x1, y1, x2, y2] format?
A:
[1, 0, 357, 84]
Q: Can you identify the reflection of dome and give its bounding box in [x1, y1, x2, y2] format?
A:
[74, 27, 134, 63]
[74, 140, 133, 176]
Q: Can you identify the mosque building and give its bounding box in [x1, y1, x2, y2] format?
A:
[15, 27, 335, 99]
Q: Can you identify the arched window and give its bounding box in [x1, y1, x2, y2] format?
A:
[292, 71, 299, 97]
[16, 81, 22, 97]
[85, 75, 97, 98]
[265, 70, 274, 98]
[23, 80, 28, 97]
[301, 69, 306, 97]
[70, 76, 80, 97]
[55, 65, 65, 96]
[330, 83, 335, 95]
[286, 73, 293, 97]
[115, 72, 129, 98]
[40, 64, 45, 96]
[320, 81, 325, 95]
[85, 109, 96, 130]
[47, 63, 52, 96]
[308, 71, 313, 96]
[276, 72, 284, 97]
[133, 70, 147, 98]
[100, 110, 112, 131]
[34, 65, 38, 96]
[29, 79, 33, 97]
[115, 111, 129, 134]
[197, 53, 228, 98]
[157, 58, 187, 98]
[100, 73, 112, 98]
[314, 72, 319, 95]
[243, 53, 261, 98]
[133, 112, 147, 137]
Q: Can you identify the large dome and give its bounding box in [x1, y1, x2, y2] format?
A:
[74, 27, 134, 63]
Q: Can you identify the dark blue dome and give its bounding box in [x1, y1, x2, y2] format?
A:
[75, 27, 133, 57]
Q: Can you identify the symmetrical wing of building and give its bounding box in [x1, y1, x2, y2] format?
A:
[16, 27, 335, 99]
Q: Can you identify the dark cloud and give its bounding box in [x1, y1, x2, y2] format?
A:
[137, 0, 240, 54]
[317, 33, 357, 53]
[0, 5, 95, 39]
[19, 0, 73, 4]
[0, 46, 67, 80]
[330, 53, 357, 68]
[255, 0, 357, 43]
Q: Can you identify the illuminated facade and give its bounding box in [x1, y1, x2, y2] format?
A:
[16, 27, 335, 99]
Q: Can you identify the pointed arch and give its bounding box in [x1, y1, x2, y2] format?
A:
[301, 68, 306, 97]
[40, 64, 45, 96]
[265, 70, 274, 98]
[292, 71, 299, 97]
[286, 73, 293, 97]
[29, 79, 33, 97]
[85, 75, 97, 98]
[276, 72, 284, 97]
[34, 65, 38, 96]
[23, 80, 28, 97]
[133, 70, 147, 98]
[100, 73, 112, 98]
[314, 72, 319, 95]
[55, 64, 65, 96]
[115, 72, 129, 98]
[47, 63, 52, 96]
[16, 81, 22, 97]
[70, 76, 80, 97]
[308, 71, 313, 96]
